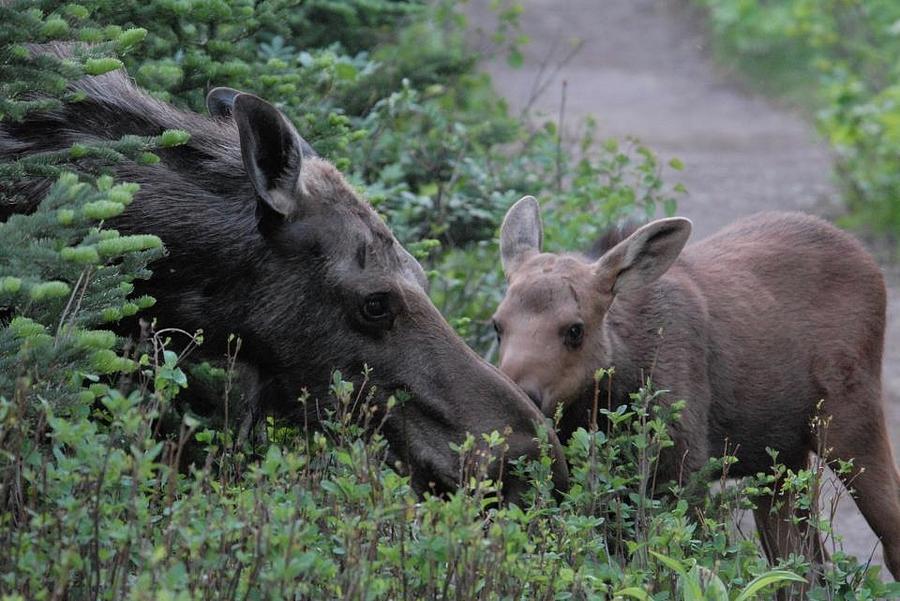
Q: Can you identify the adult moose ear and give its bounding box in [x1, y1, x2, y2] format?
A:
[500, 196, 543, 277]
[594, 217, 692, 295]
[231, 92, 305, 219]
[206, 87, 241, 119]
[397, 243, 430, 292]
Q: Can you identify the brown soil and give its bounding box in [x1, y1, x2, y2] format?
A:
[466, 0, 900, 576]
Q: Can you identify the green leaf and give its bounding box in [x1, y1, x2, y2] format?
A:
[83, 200, 125, 220]
[29, 281, 71, 301]
[117, 27, 147, 49]
[41, 17, 70, 39]
[60, 245, 100, 264]
[137, 152, 159, 165]
[691, 565, 728, 601]
[9, 317, 46, 337]
[75, 330, 116, 350]
[649, 550, 687, 577]
[663, 198, 677, 216]
[160, 129, 190, 147]
[0, 276, 22, 294]
[84, 57, 123, 76]
[96, 234, 162, 256]
[613, 587, 651, 600]
[734, 570, 806, 601]
[680, 565, 707, 601]
[507, 48, 524, 68]
[334, 62, 357, 81]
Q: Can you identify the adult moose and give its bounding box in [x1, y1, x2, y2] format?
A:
[0, 47, 569, 500]
[493, 196, 900, 578]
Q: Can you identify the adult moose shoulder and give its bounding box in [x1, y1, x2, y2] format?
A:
[493, 197, 900, 578]
[0, 47, 568, 500]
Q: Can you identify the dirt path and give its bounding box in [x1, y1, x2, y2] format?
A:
[467, 0, 900, 577]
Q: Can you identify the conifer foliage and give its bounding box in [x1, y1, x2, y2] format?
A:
[0, 6, 171, 412]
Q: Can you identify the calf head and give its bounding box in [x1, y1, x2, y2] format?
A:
[202, 90, 568, 499]
[492, 196, 692, 416]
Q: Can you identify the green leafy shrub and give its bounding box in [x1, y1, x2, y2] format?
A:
[8, 359, 893, 598]
[1, 360, 821, 599]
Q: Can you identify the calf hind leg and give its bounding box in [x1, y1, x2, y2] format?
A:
[821, 384, 900, 580]
[826, 418, 900, 578]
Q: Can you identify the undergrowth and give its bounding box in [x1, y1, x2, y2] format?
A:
[5, 356, 897, 599]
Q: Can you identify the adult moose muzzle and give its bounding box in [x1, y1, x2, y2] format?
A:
[492, 196, 900, 579]
[0, 46, 568, 501]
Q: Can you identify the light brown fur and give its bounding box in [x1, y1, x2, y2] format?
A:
[495, 201, 900, 580]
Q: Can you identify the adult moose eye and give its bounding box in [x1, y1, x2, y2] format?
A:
[492, 320, 502, 343]
[564, 323, 584, 349]
[361, 293, 391, 322]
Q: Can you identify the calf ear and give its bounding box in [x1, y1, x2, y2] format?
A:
[500, 196, 543, 276]
[595, 217, 692, 295]
[206, 87, 241, 119]
[231, 93, 305, 219]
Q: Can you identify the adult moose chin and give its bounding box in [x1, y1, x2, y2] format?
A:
[0, 47, 568, 501]
[492, 196, 900, 580]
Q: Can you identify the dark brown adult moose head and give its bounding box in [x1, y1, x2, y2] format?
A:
[493, 196, 900, 582]
[0, 50, 568, 501]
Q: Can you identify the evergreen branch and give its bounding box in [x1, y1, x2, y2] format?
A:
[0, 136, 161, 180]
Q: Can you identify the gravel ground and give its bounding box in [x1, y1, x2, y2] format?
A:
[466, 0, 900, 577]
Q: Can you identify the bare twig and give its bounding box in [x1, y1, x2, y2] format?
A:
[518, 38, 584, 121]
[555, 80, 567, 193]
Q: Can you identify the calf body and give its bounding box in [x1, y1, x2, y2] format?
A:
[494, 199, 900, 578]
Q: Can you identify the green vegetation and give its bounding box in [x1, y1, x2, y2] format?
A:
[1, 0, 898, 598]
[697, 0, 900, 234]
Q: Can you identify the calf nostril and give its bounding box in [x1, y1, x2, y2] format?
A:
[524, 387, 543, 409]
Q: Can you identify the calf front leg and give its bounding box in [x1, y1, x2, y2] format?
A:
[752, 454, 827, 600]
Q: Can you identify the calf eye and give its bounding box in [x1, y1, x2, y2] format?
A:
[362, 293, 391, 321]
[492, 320, 502, 343]
[564, 323, 584, 349]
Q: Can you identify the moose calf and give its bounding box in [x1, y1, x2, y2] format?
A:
[492, 197, 900, 579]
